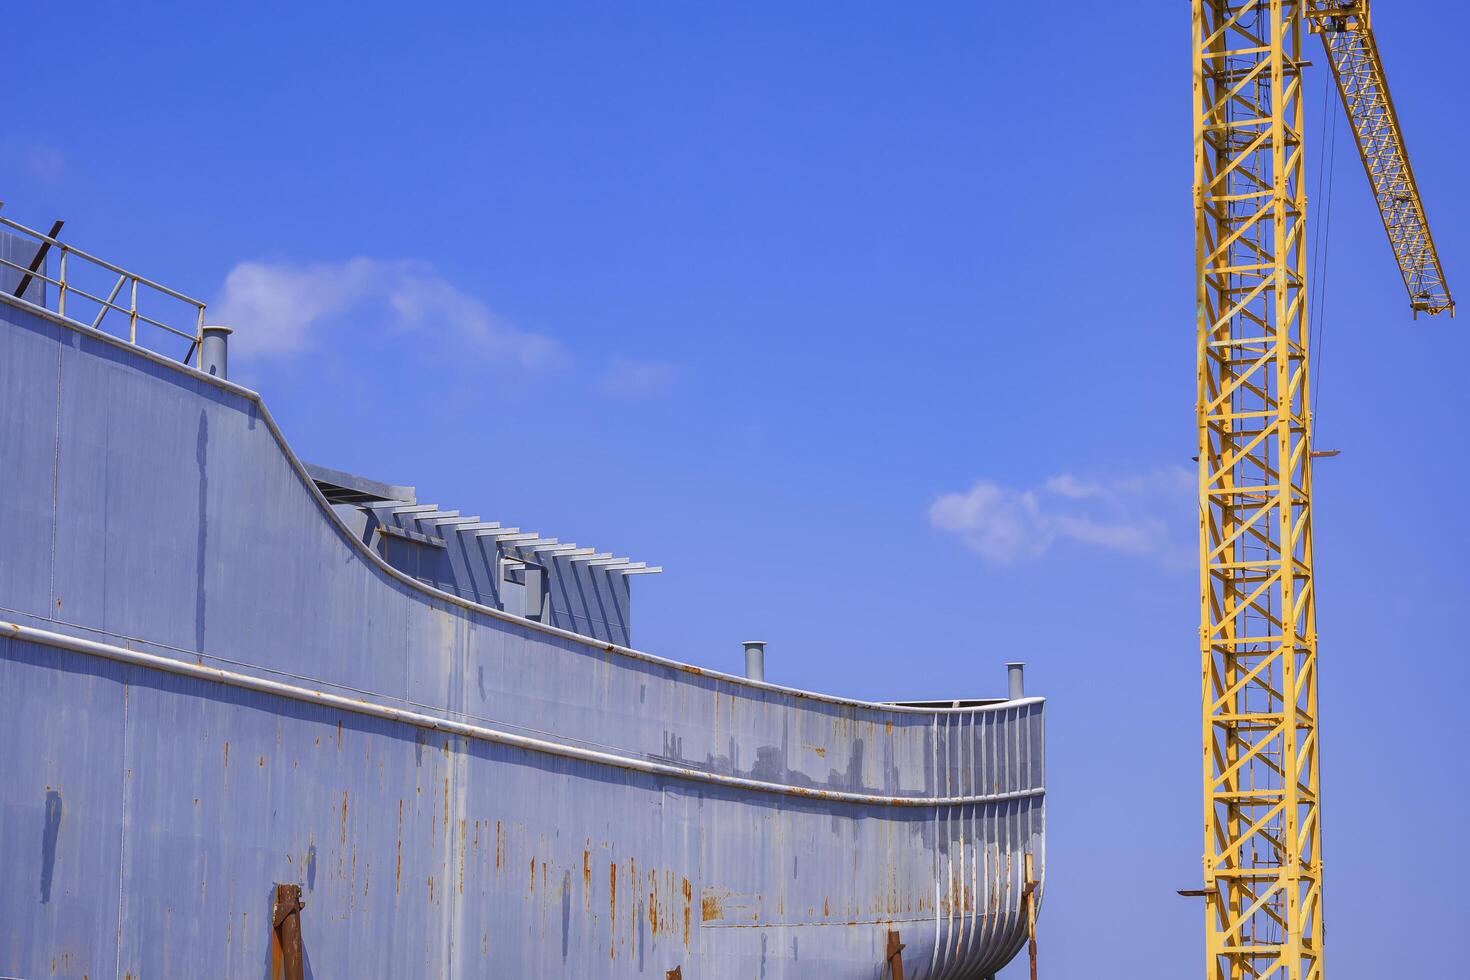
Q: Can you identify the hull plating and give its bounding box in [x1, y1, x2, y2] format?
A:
[0, 295, 1044, 978]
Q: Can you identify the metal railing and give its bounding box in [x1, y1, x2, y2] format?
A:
[0, 214, 207, 366]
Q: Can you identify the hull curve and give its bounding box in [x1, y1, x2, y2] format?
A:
[0, 294, 1045, 978]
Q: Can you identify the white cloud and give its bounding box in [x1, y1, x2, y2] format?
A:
[597, 355, 684, 398]
[1040, 473, 1106, 499]
[929, 467, 1193, 564]
[213, 258, 560, 367]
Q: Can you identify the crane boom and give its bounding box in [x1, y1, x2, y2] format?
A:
[1310, 2, 1453, 315]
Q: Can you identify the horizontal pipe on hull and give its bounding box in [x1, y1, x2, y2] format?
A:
[2, 620, 1045, 809]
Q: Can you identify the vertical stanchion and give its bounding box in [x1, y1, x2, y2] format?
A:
[886, 929, 906, 980]
[271, 883, 305, 980]
[1024, 852, 1038, 980]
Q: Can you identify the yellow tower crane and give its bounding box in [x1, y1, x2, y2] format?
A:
[1191, 2, 1450, 978]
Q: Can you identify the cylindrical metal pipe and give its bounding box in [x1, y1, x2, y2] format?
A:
[5, 618, 1044, 807]
[743, 641, 767, 682]
[1007, 662, 1026, 700]
[200, 324, 233, 379]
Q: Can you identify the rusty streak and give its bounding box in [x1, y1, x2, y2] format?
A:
[609, 861, 618, 960]
[681, 877, 691, 948]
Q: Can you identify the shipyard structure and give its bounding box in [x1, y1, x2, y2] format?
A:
[0, 218, 1045, 978]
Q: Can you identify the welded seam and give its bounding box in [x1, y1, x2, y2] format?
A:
[930, 713, 941, 976]
[112, 675, 131, 980]
[4, 621, 1047, 809]
[48, 327, 61, 616]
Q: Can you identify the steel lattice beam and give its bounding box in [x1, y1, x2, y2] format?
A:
[1193, 3, 1324, 978]
[1307, 2, 1453, 315]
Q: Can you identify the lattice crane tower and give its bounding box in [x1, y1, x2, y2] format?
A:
[1191, 2, 1450, 978]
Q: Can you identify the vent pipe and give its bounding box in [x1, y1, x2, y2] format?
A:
[200, 325, 233, 379]
[1006, 662, 1026, 700]
[743, 641, 766, 683]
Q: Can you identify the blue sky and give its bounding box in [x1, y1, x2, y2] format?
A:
[5, 3, 1467, 975]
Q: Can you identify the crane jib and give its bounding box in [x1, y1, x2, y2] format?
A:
[1309, 1, 1453, 316]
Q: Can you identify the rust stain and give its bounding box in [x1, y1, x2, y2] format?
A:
[395, 799, 403, 895]
[609, 861, 618, 959]
[222, 741, 229, 768]
[701, 891, 722, 923]
[428, 874, 435, 904]
[886, 720, 893, 734]
[257, 755, 264, 768]
[336, 719, 342, 750]
[495, 820, 503, 872]
[813, 746, 826, 758]
[649, 868, 671, 935]
[442, 776, 450, 836]
[530, 856, 537, 894]
[339, 789, 350, 883]
[681, 877, 693, 947]
[823, 896, 830, 917]
[458, 819, 466, 895]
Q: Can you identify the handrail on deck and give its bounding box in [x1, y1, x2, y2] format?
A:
[0, 213, 208, 366]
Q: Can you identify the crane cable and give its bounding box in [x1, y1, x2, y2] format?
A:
[1310, 68, 1340, 425]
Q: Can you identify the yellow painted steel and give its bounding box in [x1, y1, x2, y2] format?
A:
[1194, 3, 1320, 977]
[1193, 3, 1450, 979]
[1309, 2, 1453, 315]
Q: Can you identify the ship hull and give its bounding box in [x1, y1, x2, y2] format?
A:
[0, 295, 1044, 978]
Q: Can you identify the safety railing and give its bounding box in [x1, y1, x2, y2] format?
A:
[0, 214, 207, 366]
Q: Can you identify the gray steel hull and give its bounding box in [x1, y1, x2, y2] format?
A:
[0, 295, 1045, 978]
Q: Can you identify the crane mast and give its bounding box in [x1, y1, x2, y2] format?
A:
[1192, 3, 1449, 979]
[1193, 3, 1320, 976]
